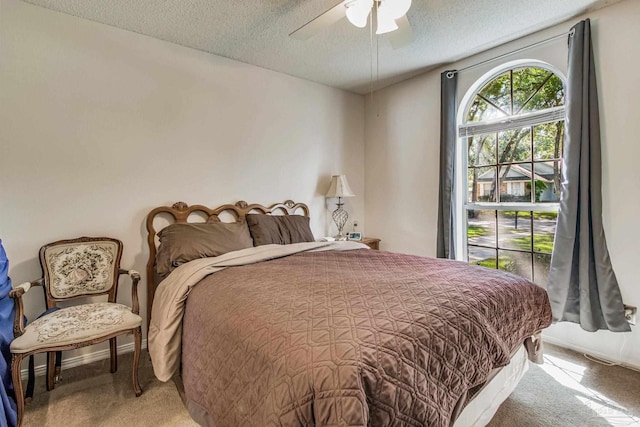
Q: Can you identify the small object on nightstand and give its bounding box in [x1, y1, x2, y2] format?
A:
[347, 231, 362, 241]
[360, 237, 381, 250]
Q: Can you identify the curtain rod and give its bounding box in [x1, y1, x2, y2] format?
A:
[446, 28, 575, 78]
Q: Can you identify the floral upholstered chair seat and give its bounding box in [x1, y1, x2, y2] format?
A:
[9, 237, 143, 427]
[10, 303, 142, 353]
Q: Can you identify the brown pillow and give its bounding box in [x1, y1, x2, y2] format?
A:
[246, 214, 315, 246]
[156, 222, 253, 278]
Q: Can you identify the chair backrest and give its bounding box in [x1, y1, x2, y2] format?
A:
[39, 237, 123, 308]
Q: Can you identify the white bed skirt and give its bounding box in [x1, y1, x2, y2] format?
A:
[453, 345, 529, 427]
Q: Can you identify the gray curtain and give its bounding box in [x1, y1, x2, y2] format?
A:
[547, 19, 630, 332]
[437, 70, 458, 259]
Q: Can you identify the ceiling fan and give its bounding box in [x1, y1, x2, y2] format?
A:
[289, 0, 414, 49]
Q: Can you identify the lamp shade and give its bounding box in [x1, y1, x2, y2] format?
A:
[325, 175, 355, 198]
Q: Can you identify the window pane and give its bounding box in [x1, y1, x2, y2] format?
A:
[477, 71, 512, 115]
[498, 249, 532, 281]
[534, 253, 552, 286]
[512, 68, 564, 113]
[533, 161, 561, 202]
[466, 97, 507, 122]
[469, 246, 497, 269]
[498, 128, 531, 163]
[467, 210, 496, 248]
[467, 135, 496, 166]
[498, 211, 532, 251]
[498, 166, 531, 202]
[533, 122, 563, 161]
[532, 211, 557, 254]
[469, 166, 496, 202]
[519, 72, 565, 113]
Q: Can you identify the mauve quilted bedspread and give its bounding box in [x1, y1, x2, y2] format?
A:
[181, 249, 552, 427]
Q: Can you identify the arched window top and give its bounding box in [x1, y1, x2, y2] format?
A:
[465, 66, 565, 123]
[459, 61, 566, 139]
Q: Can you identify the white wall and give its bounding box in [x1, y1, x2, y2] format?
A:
[0, 0, 365, 360]
[365, 0, 640, 368]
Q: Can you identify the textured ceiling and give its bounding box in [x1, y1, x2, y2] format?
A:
[22, 0, 623, 94]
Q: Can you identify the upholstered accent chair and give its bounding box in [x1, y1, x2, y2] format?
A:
[9, 237, 143, 426]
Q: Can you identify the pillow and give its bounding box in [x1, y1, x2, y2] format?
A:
[156, 222, 253, 279]
[246, 214, 315, 246]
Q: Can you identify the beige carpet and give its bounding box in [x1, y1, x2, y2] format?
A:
[21, 344, 640, 427]
[22, 351, 196, 427]
[488, 344, 640, 427]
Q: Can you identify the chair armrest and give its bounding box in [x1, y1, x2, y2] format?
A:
[119, 269, 140, 315]
[9, 279, 43, 338]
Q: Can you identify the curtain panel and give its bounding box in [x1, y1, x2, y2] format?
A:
[437, 71, 458, 259]
[547, 19, 630, 332]
[0, 240, 17, 427]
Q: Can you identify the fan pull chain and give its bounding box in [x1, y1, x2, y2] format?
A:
[369, 0, 379, 117]
[369, 10, 374, 99]
[376, 17, 380, 118]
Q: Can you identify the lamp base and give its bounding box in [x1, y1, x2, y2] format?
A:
[331, 198, 349, 242]
[334, 234, 349, 241]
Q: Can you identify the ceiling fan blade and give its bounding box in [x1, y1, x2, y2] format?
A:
[289, 1, 348, 40]
[388, 15, 414, 49]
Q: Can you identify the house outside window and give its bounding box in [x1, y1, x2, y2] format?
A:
[457, 60, 565, 286]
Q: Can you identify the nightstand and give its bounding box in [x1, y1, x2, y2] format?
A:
[359, 237, 381, 250]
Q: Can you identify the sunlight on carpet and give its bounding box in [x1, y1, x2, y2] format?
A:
[541, 354, 640, 427]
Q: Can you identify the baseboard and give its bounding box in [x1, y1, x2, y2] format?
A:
[543, 335, 640, 371]
[20, 339, 148, 380]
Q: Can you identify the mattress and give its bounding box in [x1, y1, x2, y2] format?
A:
[454, 345, 529, 427]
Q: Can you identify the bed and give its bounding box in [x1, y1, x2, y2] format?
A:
[146, 200, 552, 427]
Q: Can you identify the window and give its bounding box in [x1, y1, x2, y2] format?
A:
[457, 62, 565, 286]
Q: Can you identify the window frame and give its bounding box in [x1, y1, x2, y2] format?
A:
[455, 59, 567, 263]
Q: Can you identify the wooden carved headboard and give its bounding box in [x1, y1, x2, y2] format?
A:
[145, 200, 309, 328]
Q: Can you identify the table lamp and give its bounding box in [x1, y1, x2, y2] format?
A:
[325, 175, 355, 240]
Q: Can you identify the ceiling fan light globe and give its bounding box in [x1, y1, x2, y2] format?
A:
[376, 5, 399, 34]
[346, 9, 368, 28]
[384, 0, 412, 20]
[346, 0, 373, 28]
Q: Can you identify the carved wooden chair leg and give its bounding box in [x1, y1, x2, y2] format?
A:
[132, 327, 142, 397]
[110, 337, 118, 373]
[11, 353, 25, 427]
[46, 352, 56, 391]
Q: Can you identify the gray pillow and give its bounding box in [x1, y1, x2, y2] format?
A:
[246, 214, 315, 246]
[156, 222, 253, 279]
